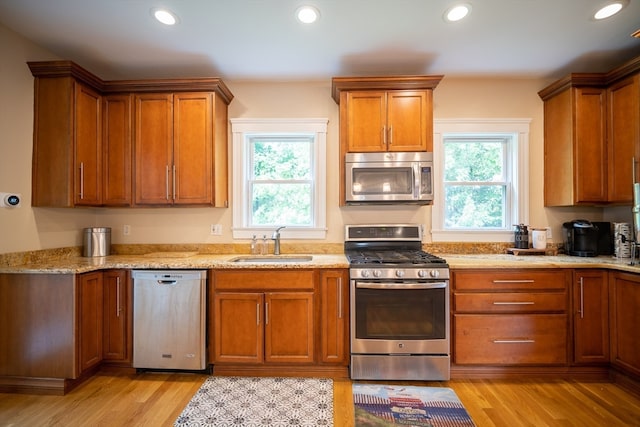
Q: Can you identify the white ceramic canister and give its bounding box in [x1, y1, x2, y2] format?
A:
[531, 228, 547, 250]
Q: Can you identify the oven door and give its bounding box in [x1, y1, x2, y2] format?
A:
[350, 281, 450, 355]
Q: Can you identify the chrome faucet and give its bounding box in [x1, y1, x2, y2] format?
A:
[272, 226, 285, 255]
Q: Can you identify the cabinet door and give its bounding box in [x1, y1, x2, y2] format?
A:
[573, 270, 609, 364]
[265, 292, 314, 363]
[543, 87, 607, 206]
[346, 91, 387, 152]
[387, 91, 430, 151]
[74, 82, 102, 206]
[608, 74, 639, 203]
[78, 272, 103, 373]
[574, 87, 607, 203]
[319, 270, 348, 364]
[454, 314, 567, 365]
[609, 272, 640, 377]
[103, 94, 132, 206]
[213, 292, 263, 363]
[173, 93, 213, 204]
[102, 270, 131, 363]
[134, 93, 173, 205]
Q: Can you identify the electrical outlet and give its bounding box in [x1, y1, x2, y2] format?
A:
[123, 225, 131, 236]
[545, 227, 552, 239]
[211, 224, 222, 235]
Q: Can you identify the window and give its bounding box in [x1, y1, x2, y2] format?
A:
[231, 118, 328, 239]
[432, 119, 530, 242]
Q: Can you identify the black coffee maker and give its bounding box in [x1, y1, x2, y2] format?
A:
[562, 220, 599, 257]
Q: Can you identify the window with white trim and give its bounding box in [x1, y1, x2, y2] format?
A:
[230, 118, 328, 239]
[432, 119, 530, 242]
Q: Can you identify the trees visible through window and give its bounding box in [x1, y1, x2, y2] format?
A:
[249, 136, 313, 226]
[231, 118, 328, 239]
[432, 119, 530, 242]
[443, 137, 509, 229]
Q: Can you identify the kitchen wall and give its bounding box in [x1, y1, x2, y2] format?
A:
[1, 22, 624, 255]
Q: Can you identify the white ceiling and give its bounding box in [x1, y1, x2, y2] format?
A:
[1, 0, 639, 82]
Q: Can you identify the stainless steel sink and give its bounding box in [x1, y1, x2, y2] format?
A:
[229, 255, 313, 263]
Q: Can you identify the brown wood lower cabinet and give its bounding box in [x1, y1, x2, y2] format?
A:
[452, 269, 570, 367]
[454, 314, 567, 364]
[102, 270, 132, 364]
[210, 268, 349, 377]
[213, 291, 314, 364]
[77, 272, 104, 374]
[609, 271, 640, 377]
[572, 269, 609, 364]
[0, 273, 108, 394]
[212, 270, 316, 366]
[319, 270, 348, 365]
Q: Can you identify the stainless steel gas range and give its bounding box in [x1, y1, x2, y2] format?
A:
[345, 224, 450, 381]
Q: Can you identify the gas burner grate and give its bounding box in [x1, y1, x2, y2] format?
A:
[346, 250, 447, 265]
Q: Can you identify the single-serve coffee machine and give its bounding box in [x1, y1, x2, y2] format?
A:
[562, 220, 599, 257]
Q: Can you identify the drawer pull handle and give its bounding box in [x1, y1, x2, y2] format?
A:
[493, 301, 534, 305]
[492, 279, 535, 284]
[493, 339, 535, 344]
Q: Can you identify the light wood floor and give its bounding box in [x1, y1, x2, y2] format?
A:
[1, 372, 640, 426]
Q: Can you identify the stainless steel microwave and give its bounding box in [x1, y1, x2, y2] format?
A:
[345, 152, 433, 204]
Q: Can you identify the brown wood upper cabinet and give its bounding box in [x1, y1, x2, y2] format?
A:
[30, 71, 103, 207]
[134, 92, 225, 206]
[28, 60, 233, 208]
[332, 76, 442, 153]
[538, 56, 640, 206]
[102, 94, 133, 206]
[342, 90, 431, 152]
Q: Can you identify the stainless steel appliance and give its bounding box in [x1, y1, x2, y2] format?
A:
[132, 270, 207, 370]
[345, 152, 433, 204]
[345, 224, 450, 380]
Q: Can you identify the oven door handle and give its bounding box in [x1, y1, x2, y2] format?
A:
[355, 282, 447, 290]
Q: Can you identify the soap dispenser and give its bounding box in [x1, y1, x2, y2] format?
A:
[250, 235, 258, 255]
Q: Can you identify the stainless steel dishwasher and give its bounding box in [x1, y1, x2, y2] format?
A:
[132, 270, 207, 370]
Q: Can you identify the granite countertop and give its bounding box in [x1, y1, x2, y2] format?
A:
[2, 251, 640, 275]
[442, 253, 640, 273]
[0, 253, 350, 274]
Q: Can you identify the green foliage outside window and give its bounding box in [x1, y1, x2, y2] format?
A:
[444, 139, 507, 229]
[250, 137, 313, 226]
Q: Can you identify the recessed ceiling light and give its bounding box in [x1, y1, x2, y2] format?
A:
[296, 5, 320, 24]
[444, 3, 471, 23]
[593, 1, 627, 20]
[152, 8, 178, 25]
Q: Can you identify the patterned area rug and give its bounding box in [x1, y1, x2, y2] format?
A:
[353, 384, 476, 427]
[174, 376, 334, 426]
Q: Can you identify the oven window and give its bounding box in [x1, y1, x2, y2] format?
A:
[354, 287, 446, 340]
[352, 167, 413, 195]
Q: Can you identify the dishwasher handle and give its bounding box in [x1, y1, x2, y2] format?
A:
[157, 280, 178, 285]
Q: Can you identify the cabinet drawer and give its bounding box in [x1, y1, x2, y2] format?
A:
[454, 314, 567, 365]
[213, 270, 315, 290]
[453, 269, 567, 291]
[454, 292, 566, 313]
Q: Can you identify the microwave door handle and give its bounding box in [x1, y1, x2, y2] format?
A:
[413, 163, 420, 199]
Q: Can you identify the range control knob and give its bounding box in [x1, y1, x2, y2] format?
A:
[430, 269, 440, 278]
[395, 269, 405, 278]
[360, 270, 371, 278]
[372, 269, 383, 278]
[418, 270, 429, 278]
